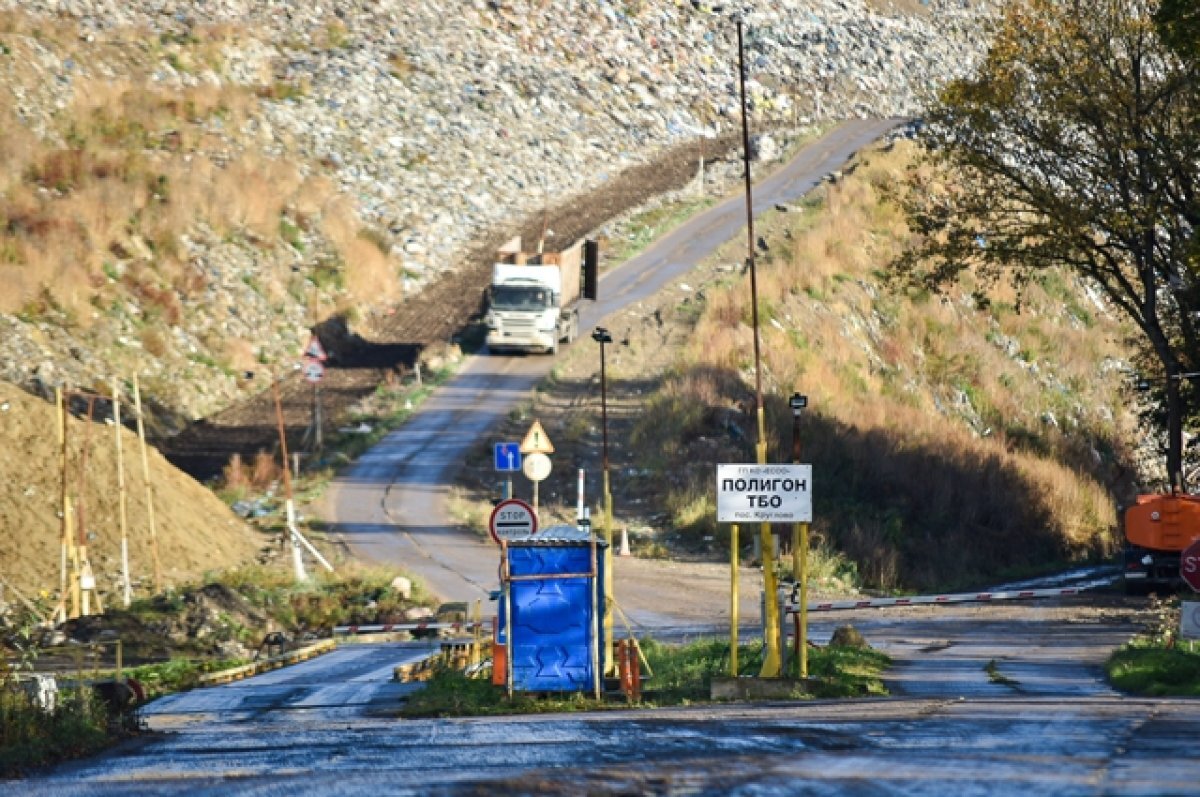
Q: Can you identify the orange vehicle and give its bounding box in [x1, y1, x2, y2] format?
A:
[1121, 493, 1200, 593]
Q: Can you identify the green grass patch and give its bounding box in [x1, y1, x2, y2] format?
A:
[0, 687, 112, 777]
[1106, 640, 1200, 696]
[607, 196, 718, 265]
[984, 658, 1020, 688]
[401, 635, 890, 717]
[105, 658, 246, 701]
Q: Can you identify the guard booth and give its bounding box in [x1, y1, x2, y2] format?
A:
[494, 526, 607, 696]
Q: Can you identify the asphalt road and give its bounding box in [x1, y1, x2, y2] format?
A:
[325, 117, 905, 612]
[13, 602, 1200, 796]
[14, 120, 1200, 795]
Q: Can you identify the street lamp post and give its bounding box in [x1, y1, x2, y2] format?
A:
[789, 392, 809, 679]
[592, 326, 615, 674]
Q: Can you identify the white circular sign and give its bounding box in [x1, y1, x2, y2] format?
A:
[488, 498, 537, 544]
[522, 452, 552, 482]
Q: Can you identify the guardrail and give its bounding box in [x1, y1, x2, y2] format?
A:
[782, 585, 1084, 614]
[332, 621, 484, 636]
[198, 639, 337, 686]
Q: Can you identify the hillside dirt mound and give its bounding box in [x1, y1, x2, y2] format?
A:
[0, 381, 269, 606]
[0, 133, 741, 616]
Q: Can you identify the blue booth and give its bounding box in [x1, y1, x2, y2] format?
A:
[497, 526, 607, 694]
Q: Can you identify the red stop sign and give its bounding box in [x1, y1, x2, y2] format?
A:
[1183, 538, 1200, 593]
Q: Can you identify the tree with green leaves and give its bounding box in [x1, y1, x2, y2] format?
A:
[897, 0, 1200, 488]
[1156, 0, 1200, 58]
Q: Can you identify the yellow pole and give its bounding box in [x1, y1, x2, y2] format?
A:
[132, 375, 163, 592]
[603, 468, 614, 675]
[112, 379, 131, 608]
[590, 530, 601, 700]
[792, 524, 801, 581]
[730, 523, 739, 677]
[799, 521, 809, 679]
[757, 408, 782, 677]
[472, 599, 482, 667]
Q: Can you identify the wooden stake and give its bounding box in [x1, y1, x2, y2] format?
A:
[66, 497, 79, 619]
[56, 388, 68, 608]
[132, 375, 162, 592]
[112, 378, 131, 608]
[76, 396, 100, 616]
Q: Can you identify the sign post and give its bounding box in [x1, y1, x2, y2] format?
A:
[520, 420, 555, 455]
[489, 498, 538, 544]
[1182, 538, 1200, 593]
[717, 464, 812, 524]
[301, 334, 327, 453]
[718, 463, 811, 679]
[493, 442, 521, 499]
[1181, 601, 1200, 641]
[519, 421, 554, 517]
[522, 452, 552, 518]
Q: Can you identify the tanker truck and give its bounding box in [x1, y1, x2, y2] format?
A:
[484, 236, 596, 355]
[1121, 492, 1200, 593]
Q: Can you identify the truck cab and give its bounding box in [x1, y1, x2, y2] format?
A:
[485, 237, 582, 355]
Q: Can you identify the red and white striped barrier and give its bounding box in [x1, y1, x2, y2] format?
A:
[782, 585, 1083, 614]
[332, 621, 484, 636]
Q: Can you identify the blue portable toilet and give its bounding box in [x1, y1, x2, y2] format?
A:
[498, 526, 607, 694]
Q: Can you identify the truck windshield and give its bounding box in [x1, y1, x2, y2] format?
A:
[492, 286, 554, 311]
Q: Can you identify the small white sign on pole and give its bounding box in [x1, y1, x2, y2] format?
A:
[1181, 601, 1200, 641]
[717, 463, 812, 523]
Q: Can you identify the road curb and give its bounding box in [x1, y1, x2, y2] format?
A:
[393, 639, 489, 683]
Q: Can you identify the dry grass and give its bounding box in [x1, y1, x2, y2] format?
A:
[633, 141, 1134, 591]
[0, 14, 404, 355]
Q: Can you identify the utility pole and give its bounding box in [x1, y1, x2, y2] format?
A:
[737, 18, 783, 677]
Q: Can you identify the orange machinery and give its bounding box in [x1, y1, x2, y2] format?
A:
[1121, 493, 1200, 593]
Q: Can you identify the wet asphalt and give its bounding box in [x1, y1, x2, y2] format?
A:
[12, 122, 1199, 794]
[9, 601, 1200, 796]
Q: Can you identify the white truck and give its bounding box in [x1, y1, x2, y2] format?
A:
[485, 236, 584, 355]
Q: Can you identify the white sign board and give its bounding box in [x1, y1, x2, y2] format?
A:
[1182, 601, 1200, 641]
[717, 463, 812, 523]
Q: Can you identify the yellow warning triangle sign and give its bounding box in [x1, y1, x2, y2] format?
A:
[519, 419, 555, 454]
